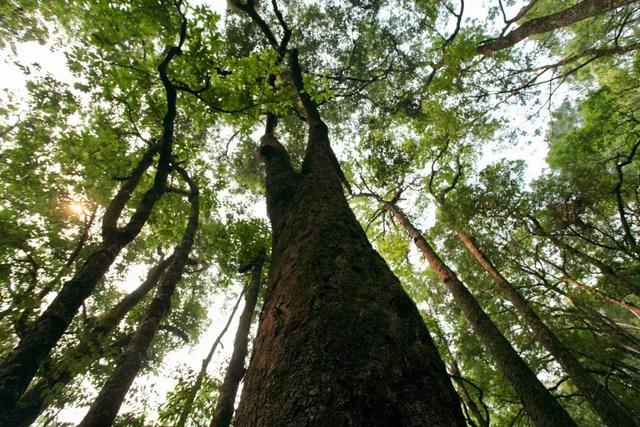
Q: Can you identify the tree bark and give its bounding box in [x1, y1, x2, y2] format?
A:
[1, 255, 173, 427]
[457, 229, 639, 426]
[383, 202, 576, 427]
[233, 50, 465, 427]
[209, 250, 265, 427]
[477, 0, 638, 54]
[78, 165, 199, 427]
[175, 287, 246, 427]
[0, 25, 187, 414]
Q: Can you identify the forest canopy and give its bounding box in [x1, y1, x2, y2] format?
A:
[0, 0, 639, 426]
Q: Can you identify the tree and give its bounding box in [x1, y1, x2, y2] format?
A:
[2, 0, 640, 425]
[209, 249, 265, 427]
[78, 164, 199, 427]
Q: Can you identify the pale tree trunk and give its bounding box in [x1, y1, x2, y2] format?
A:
[457, 229, 639, 426]
[383, 201, 576, 427]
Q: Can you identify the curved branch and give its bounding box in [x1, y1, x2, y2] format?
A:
[477, 0, 638, 54]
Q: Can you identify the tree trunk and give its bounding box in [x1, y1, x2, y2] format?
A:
[0, 141, 168, 418]
[383, 202, 576, 427]
[209, 250, 265, 427]
[233, 50, 465, 427]
[1, 255, 173, 427]
[0, 33, 186, 414]
[457, 229, 639, 426]
[528, 215, 640, 297]
[78, 165, 198, 427]
[449, 364, 488, 427]
[477, 0, 637, 54]
[427, 306, 489, 427]
[175, 286, 246, 427]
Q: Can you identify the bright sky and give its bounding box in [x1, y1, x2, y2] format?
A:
[0, 0, 568, 424]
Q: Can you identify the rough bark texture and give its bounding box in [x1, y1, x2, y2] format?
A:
[234, 50, 465, 427]
[78, 165, 198, 427]
[457, 230, 639, 426]
[384, 203, 576, 427]
[477, 0, 637, 54]
[1, 255, 173, 427]
[209, 250, 265, 427]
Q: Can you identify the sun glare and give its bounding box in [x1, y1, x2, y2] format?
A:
[68, 201, 88, 217]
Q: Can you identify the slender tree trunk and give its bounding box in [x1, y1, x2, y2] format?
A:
[528, 215, 640, 297]
[457, 229, 639, 426]
[449, 364, 488, 427]
[0, 28, 187, 413]
[428, 307, 489, 427]
[1, 255, 173, 427]
[383, 202, 575, 426]
[234, 50, 465, 427]
[562, 274, 640, 318]
[210, 250, 265, 427]
[477, 0, 637, 54]
[78, 165, 199, 427]
[175, 288, 246, 427]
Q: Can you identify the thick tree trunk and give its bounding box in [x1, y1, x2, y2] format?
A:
[383, 202, 576, 427]
[1, 255, 173, 427]
[175, 289, 245, 427]
[78, 166, 199, 427]
[209, 250, 265, 427]
[234, 51, 465, 427]
[477, 0, 637, 54]
[457, 230, 639, 426]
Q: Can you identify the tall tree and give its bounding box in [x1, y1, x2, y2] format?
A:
[78, 164, 200, 427]
[209, 249, 265, 427]
[229, 3, 466, 424]
[379, 199, 576, 426]
[0, 12, 187, 414]
[425, 150, 639, 425]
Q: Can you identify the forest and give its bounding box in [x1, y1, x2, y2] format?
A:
[0, 0, 639, 425]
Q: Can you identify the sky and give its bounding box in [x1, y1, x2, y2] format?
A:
[0, 0, 569, 424]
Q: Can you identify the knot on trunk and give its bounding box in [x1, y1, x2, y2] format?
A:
[256, 134, 285, 163]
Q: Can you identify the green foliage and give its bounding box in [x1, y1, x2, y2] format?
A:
[2, 0, 640, 425]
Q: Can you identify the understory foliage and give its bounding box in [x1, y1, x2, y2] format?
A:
[0, 0, 639, 426]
